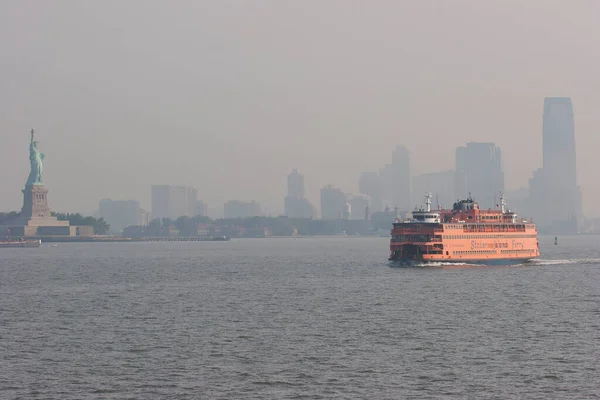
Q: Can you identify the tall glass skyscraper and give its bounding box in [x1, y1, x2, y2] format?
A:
[284, 169, 316, 219]
[529, 97, 582, 233]
[379, 145, 411, 212]
[542, 97, 577, 185]
[151, 185, 197, 220]
[287, 169, 305, 198]
[358, 171, 383, 212]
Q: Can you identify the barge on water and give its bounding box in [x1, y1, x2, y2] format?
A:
[0, 238, 41, 248]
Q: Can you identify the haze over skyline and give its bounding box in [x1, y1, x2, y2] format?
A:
[1, 1, 599, 216]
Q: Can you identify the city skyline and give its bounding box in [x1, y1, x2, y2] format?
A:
[0, 122, 585, 219]
[0, 112, 585, 224]
[0, 108, 589, 234]
[1, 1, 599, 217]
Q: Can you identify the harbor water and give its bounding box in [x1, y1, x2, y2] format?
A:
[1, 236, 599, 399]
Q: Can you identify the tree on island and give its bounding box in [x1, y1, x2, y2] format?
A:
[0, 212, 20, 225]
[122, 213, 398, 237]
[52, 213, 111, 235]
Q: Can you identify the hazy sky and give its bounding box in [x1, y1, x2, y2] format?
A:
[1, 1, 599, 216]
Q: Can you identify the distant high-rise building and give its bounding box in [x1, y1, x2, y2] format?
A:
[454, 142, 504, 209]
[139, 208, 150, 226]
[542, 97, 576, 183]
[504, 187, 530, 217]
[151, 185, 197, 220]
[284, 197, 317, 219]
[411, 170, 455, 210]
[196, 200, 208, 217]
[349, 194, 372, 220]
[287, 169, 305, 198]
[358, 172, 383, 212]
[378, 164, 394, 210]
[529, 97, 582, 233]
[284, 169, 316, 218]
[390, 145, 411, 212]
[341, 202, 351, 220]
[224, 200, 261, 218]
[378, 145, 411, 212]
[320, 185, 347, 220]
[98, 199, 141, 233]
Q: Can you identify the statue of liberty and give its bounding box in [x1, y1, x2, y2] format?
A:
[26, 128, 44, 187]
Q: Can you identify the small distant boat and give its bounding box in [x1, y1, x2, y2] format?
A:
[0, 238, 42, 248]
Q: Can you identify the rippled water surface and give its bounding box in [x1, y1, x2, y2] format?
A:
[1, 236, 599, 399]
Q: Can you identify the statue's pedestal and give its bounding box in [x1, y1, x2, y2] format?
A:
[0, 185, 70, 237]
[21, 185, 52, 219]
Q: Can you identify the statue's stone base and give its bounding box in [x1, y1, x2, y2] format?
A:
[21, 185, 54, 220]
[0, 184, 77, 238]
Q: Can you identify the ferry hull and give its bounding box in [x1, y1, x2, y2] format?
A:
[389, 256, 539, 267]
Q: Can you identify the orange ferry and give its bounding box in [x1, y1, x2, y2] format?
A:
[389, 194, 539, 266]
